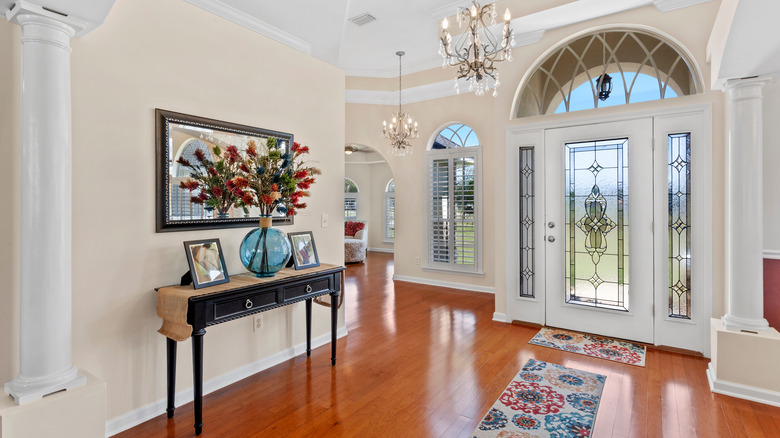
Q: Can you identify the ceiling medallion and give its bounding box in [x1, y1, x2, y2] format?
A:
[382, 51, 418, 157]
[438, 0, 514, 97]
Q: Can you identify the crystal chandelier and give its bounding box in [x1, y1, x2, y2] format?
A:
[382, 51, 418, 157]
[438, 1, 514, 97]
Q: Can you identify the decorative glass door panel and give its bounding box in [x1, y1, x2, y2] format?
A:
[565, 139, 629, 311]
[545, 119, 654, 343]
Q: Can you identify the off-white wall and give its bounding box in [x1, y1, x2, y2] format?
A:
[0, 19, 20, 387]
[346, 1, 725, 312]
[763, 79, 780, 252]
[1, 0, 345, 425]
[345, 152, 394, 251]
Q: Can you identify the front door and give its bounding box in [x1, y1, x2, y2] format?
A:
[544, 119, 654, 343]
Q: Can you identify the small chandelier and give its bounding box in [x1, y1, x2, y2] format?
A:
[438, 1, 514, 97]
[382, 51, 418, 157]
[595, 74, 613, 101]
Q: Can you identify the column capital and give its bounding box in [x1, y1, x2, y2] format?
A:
[5, 1, 85, 36]
[724, 76, 772, 99]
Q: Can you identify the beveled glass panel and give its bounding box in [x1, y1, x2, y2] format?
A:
[519, 147, 535, 298]
[668, 133, 691, 319]
[565, 138, 629, 311]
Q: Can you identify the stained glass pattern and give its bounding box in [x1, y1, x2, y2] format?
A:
[565, 139, 629, 311]
[519, 147, 535, 298]
[668, 133, 691, 319]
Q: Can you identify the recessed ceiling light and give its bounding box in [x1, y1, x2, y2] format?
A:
[349, 13, 376, 26]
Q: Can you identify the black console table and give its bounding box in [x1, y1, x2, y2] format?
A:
[156, 264, 345, 435]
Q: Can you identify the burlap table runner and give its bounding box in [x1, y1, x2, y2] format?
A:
[157, 264, 342, 341]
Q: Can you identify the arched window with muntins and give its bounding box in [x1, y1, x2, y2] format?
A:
[432, 124, 479, 149]
[425, 123, 481, 273]
[514, 29, 701, 118]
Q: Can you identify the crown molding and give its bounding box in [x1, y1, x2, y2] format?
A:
[183, 0, 311, 55]
[345, 57, 444, 79]
[427, 1, 464, 19]
[653, 0, 711, 13]
[347, 78, 493, 105]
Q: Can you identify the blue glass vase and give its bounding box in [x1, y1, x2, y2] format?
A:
[239, 216, 291, 277]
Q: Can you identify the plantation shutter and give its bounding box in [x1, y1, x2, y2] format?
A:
[344, 194, 359, 220]
[430, 158, 450, 263]
[427, 149, 479, 270]
[384, 193, 395, 240]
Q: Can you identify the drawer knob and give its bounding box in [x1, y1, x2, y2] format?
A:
[245, 299, 253, 309]
[305, 284, 313, 293]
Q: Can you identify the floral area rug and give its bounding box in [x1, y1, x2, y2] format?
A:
[529, 327, 646, 366]
[471, 359, 606, 438]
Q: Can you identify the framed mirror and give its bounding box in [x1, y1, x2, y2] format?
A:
[156, 109, 294, 232]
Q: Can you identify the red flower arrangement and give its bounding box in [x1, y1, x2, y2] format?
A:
[241, 138, 320, 217]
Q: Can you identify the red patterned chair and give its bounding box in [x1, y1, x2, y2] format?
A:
[344, 220, 367, 263]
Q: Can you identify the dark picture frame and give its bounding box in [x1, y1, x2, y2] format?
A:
[288, 231, 320, 270]
[156, 108, 294, 232]
[183, 238, 230, 289]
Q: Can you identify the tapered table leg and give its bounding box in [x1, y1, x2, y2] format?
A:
[330, 291, 340, 366]
[192, 329, 206, 435]
[166, 337, 177, 418]
[306, 298, 312, 357]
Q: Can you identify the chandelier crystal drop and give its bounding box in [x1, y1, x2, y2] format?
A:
[382, 51, 418, 157]
[438, 1, 514, 97]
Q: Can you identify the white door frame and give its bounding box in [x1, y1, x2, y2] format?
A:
[504, 103, 713, 356]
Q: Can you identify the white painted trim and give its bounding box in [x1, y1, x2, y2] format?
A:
[182, 0, 311, 55]
[421, 266, 485, 278]
[392, 274, 495, 294]
[707, 362, 780, 408]
[346, 79, 471, 105]
[367, 247, 394, 253]
[764, 250, 780, 260]
[492, 312, 508, 323]
[653, 0, 712, 13]
[105, 327, 348, 437]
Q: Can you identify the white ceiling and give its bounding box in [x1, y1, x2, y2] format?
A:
[209, 0, 658, 78]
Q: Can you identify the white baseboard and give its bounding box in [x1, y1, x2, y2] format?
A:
[492, 312, 508, 323]
[367, 247, 394, 253]
[764, 250, 780, 260]
[105, 327, 348, 437]
[392, 274, 495, 294]
[707, 362, 780, 407]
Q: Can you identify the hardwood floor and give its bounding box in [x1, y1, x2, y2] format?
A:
[118, 252, 780, 437]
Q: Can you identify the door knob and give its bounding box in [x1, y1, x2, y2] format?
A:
[547, 235, 555, 242]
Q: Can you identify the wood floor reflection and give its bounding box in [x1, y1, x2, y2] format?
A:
[118, 252, 780, 437]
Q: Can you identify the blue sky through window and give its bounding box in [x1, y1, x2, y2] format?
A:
[555, 72, 678, 113]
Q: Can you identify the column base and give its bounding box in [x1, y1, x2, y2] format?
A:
[0, 369, 105, 438]
[4, 367, 86, 405]
[722, 313, 770, 331]
[709, 318, 780, 406]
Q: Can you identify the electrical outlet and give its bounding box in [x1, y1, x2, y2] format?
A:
[253, 314, 263, 332]
[321, 213, 329, 228]
[415, 256, 421, 265]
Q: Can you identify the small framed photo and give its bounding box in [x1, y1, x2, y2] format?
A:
[288, 231, 320, 270]
[183, 239, 230, 289]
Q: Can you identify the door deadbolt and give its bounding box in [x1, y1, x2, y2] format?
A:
[548, 221, 555, 228]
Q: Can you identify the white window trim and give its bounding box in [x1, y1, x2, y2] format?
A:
[424, 146, 483, 275]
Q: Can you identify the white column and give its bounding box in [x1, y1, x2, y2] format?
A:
[3, 7, 86, 404]
[722, 76, 771, 331]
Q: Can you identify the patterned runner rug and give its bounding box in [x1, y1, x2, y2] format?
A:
[471, 359, 606, 438]
[529, 327, 646, 366]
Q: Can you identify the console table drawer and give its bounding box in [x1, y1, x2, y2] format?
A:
[214, 291, 276, 320]
[283, 277, 331, 301]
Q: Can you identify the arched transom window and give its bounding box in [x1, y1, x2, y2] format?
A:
[515, 29, 701, 118]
